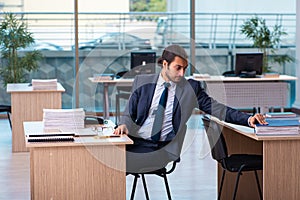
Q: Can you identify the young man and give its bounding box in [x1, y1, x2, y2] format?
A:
[114, 44, 266, 173]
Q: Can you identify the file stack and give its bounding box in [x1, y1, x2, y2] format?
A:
[32, 79, 58, 90]
[93, 74, 114, 81]
[265, 112, 297, 118]
[255, 118, 300, 136]
[43, 108, 85, 131]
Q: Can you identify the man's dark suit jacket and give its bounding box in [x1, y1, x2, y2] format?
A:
[120, 73, 250, 161]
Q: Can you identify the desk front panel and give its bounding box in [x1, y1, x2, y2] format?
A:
[30, 145, 126, 200]
[263, 140, 300, 200]
[11, 91, 62, 152]
[205, 82, 288, 110]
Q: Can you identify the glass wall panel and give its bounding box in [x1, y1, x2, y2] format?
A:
[0, 0, 296, 111]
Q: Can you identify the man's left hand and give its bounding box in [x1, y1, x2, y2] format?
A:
[249, 113, 268, 127]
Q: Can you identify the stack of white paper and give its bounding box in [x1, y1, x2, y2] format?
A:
[93, 74, 114, 81]
[32, 79, 58, 90]
[43, 108, 85, 131]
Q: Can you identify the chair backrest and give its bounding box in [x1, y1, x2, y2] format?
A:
[222, 70, 236, 77]
[84, 116, 104, 125]
[202, 116, 228, 162]
[115, 70, 129, 79]
[115, 70, 132, 93]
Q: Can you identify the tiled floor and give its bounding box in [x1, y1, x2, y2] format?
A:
[0, 114, 217, 200]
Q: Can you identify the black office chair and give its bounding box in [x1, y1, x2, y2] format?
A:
[127, 158, 180, 200]
[202, 116, 263, 200]
[222, 70, 236, 77]
[115, 70, 132, 124]
[0, 105, 12, 129]
[84, 115, 104, 125]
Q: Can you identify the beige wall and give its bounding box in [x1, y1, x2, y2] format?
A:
[1, 0, 129, 12]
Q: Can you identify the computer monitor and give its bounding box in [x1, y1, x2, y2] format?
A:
[129, 51, 156, 77]
[235, 53, 263, 77]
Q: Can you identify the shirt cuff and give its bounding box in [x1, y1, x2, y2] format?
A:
[247, 116, 252, 126]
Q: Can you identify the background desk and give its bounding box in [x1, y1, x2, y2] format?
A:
[213, 117, 300, 200]
[7, 83, 65, 152]
[24, 121, 133, 200]
[194, 75, 297, 113]
[89, 78, 133, 119]
[90, 75, 296, 119]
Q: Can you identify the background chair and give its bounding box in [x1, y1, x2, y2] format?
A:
[202, 116, 263, 200]
[222, 70, 236, 77]
[84, 115, 104, 125]
[115, 70, 132, 124]
[0, 105, 12, 129]
[127, 158, 180, 200]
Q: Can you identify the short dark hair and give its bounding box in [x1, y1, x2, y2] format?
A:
[157, 44, 188, 67]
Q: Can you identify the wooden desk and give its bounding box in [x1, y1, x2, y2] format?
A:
[212, 117, 300, 200]
[90, 75, 297, 118]
[193, 74, 297, 82]
[7, 83, 65, 152]
[24, 121, 133, 200]
[89, 78, 133, 119]
[193, 75, 297, 113]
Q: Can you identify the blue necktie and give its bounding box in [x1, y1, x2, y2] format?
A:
[151, 82, 171, 142]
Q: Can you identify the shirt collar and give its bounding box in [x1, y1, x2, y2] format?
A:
[158, 73, 175, 88]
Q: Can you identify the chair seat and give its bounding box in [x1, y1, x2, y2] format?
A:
[127, 167, 167, 176]
[127, 158, 180, 199]
[224, 154, 263, 172]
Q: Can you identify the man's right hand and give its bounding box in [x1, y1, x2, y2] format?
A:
[114, 124, 128, 135]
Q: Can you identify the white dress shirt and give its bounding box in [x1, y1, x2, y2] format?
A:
[138, 74, 176, 141]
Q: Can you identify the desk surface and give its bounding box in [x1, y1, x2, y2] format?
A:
[192, 74, 297, 82]
[7, 82, 65, 93]
[89, 74, 297, 83]
[88, 77, 134, 84]
[23, 121, 133, 148]
[212, 116, 300, 141]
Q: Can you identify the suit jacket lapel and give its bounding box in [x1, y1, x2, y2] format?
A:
[145, 83, 156, 110]
[173, 79, 185, 113]
[135, 74, 159, 124]
[146, 74, 159, 108]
